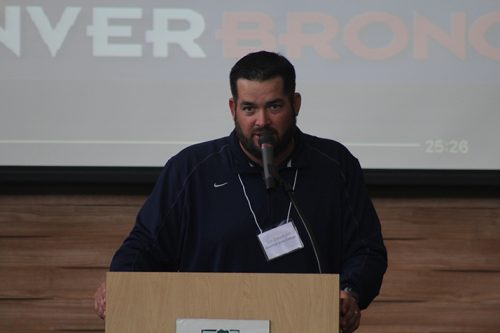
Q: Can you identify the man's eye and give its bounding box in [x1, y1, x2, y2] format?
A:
[269, 104, 282, 111]
[242, 106, 254, 113]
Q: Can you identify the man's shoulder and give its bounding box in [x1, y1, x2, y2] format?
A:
[165, 135, 232, 171]
[177, 136, 230, 157]
[155, 135, 232, 188]
[299, 131, 355, 163]
[297, 131, 365, 183]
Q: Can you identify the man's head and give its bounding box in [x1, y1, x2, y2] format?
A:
[230, 51, 296, 102]
[228, 51, 301, 165]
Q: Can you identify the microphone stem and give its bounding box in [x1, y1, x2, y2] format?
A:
[271, 167, 324, 274]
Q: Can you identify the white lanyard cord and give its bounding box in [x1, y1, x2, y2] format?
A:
[238, 169, 299, 234]
[238, 173, 262, 233]
[285, 169, 299, 223]
[239, 169, 321, 272]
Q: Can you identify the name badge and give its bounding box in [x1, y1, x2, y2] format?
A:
[257, 221, 304, 261]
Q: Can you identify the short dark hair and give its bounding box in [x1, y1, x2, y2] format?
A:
[229, 51, 296, 100]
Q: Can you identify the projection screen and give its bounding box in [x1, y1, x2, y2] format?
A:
[1, 1, 499, 174]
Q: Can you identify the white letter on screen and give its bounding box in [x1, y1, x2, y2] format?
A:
[26, 6, 81, 57]
[86, 7, 142, 57]
[0, 6, 21, 56]
[146, 9, 206, 58]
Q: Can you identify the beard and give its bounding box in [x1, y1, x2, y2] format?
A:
[234, 113, 297, 161]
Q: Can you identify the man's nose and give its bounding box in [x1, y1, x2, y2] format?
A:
[255, 109, 270, 127]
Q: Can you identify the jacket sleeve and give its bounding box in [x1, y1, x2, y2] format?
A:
[109, 160, 186, 272]
[339, 153, 388, 309]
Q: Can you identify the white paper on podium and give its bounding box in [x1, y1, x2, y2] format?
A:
[176, 318, 270, 333]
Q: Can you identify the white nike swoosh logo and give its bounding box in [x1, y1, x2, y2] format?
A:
[213, 182, 228, 188]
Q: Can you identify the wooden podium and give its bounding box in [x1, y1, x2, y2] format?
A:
[106, 272, 339, 333]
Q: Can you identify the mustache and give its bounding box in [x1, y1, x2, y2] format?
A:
[252, 127, 277, 137]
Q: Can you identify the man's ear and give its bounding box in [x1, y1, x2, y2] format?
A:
[229, 98, 236, 119]
[294, 92, 302, 116]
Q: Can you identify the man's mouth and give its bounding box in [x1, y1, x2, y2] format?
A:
[253, 129, 276, 138]
[254, 130, 277, 147]
[254, 132, 274, 144]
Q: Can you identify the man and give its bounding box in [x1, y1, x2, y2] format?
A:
[95, 51, 387, 333]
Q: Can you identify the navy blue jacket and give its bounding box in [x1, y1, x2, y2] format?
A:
[110, 128, 387, 309]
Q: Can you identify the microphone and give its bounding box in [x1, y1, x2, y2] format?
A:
[258, 132, 276, 190]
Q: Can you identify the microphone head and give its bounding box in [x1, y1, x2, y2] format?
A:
[258, 132, 276, 146]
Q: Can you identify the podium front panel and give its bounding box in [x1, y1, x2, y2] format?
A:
[106, 272, 339, 333]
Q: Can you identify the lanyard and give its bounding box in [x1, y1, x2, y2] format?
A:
[237, 169, 299, 234]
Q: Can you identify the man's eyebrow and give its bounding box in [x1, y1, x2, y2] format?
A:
[239, 98, 285, 107]
[240, 101, 256, 106]
[265, 98, 285, 106]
